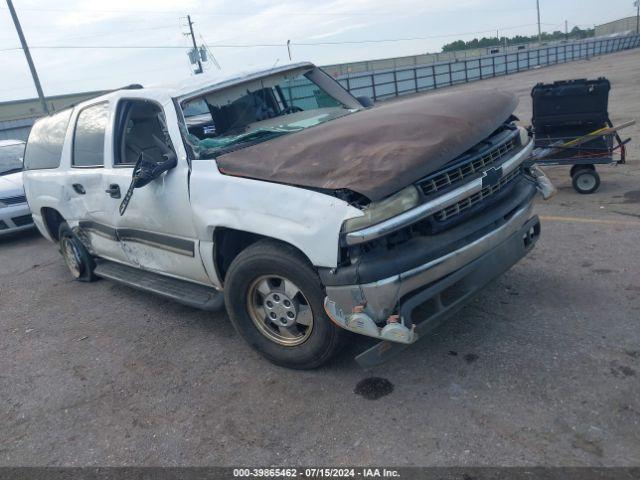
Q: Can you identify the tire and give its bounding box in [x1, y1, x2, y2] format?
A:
[570, 163, 595, 177]
[223, 240, 345, 369]
[572, 168, 600, 194]
[58, 222, 97, 282]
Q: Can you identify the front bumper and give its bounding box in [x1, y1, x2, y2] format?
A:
[0, 203, 34, 236]
[324, 188, 543, 368]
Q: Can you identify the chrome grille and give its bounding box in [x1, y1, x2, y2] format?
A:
[0, 195, 27, 206]
[434, 168, 521, 222]
[12, 214, 33, 227]
[419, 133, 519, 196]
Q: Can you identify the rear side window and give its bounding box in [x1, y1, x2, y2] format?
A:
[73, 102, 109, 167]
[23, 109, 72, 170]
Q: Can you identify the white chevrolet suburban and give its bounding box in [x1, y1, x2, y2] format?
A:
[23, 62, 553, 369]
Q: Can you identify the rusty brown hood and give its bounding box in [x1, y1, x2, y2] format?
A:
[216, 89, 518, 202]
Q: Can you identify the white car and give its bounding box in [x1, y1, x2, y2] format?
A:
[0, 139, 34, 235]
[23, 62, 552, 369]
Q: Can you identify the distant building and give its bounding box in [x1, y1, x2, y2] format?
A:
[595, 16, 638, 37]
[0, 90, 107, 141]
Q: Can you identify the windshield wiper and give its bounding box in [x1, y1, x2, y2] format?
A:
[200, 128, 302, 157]
[223, 129, 289, 147]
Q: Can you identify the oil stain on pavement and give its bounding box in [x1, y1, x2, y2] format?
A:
[354, 377, 394, 400]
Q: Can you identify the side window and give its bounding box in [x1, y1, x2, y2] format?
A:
[23, 109, 72, 170]
[278, 75, 342, 111]
[114, 100, 172, 166]
[72, 102, 109, 167]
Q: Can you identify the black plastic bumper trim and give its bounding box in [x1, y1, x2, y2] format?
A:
[355, 215, 541, 368]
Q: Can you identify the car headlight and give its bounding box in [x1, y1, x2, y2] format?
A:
[343, 186, 420, 233]
[518, 126, 530, 147]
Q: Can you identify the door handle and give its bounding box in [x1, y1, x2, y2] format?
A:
[72, 183, 86, 195]
[105, 184, 121, 199]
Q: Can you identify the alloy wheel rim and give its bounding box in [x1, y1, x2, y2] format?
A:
[61, 236, 83, 278]
[246, 275, 314, 346]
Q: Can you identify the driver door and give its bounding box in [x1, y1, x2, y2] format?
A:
[101, 98, 211, 285]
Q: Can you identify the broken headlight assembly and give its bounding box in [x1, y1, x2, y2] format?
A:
[342, 185, 420, 233]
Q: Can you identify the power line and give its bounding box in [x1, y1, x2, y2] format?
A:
[0, 6, 537, 16]
[0, 19, 613, 56]
[0, 24, 542, 52]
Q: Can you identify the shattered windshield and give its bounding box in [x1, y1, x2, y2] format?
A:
[181, 69, 358, 158]
[0, 143, 25, 176]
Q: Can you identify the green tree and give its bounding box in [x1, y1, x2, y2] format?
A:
[441, 27, 595, 52]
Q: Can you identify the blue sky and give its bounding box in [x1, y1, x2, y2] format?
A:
[0, 0, 637, 101]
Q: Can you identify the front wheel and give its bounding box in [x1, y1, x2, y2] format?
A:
[223, 240, 344, 369]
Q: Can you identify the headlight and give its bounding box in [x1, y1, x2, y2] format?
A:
[343, 186, 420, 233]
[518, 126, 530, 147]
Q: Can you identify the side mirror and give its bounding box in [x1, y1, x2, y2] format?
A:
[356, 96, 374, 108]
[132, 135, 178, 188]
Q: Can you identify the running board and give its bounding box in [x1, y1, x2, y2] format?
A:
[94, 261, 224, 311]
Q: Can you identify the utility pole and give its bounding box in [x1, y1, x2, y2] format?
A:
[536, 0, 542, 43]
[635, 0, 639, 34]
[287, 40, 292, 61]
[186, 15, 203, 74]
[565, 20, 569, 41]
[6, 0, 48, 114]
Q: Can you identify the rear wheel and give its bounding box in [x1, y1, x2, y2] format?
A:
[223, 240, 344, 369]
[571, 168, 600, 194]
[58, 222, 97, 282]
[570, 163, 595, 177]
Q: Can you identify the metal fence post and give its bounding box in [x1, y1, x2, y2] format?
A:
[371, 73, 376, 101]
[393, 71, 399, 97]
[413, 67, 418, 93]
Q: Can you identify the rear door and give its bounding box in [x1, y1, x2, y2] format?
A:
[67, 101, 129, 263]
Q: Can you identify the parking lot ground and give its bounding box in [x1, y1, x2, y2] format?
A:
[1, 49, 640, 467]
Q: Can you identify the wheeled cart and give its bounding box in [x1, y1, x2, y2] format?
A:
[529, 78, 633, 194]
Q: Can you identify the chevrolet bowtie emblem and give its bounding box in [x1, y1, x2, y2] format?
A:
[482, 167, 503, 189]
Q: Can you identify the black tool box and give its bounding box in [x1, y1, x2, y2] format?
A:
[532, 78, 610, 132]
